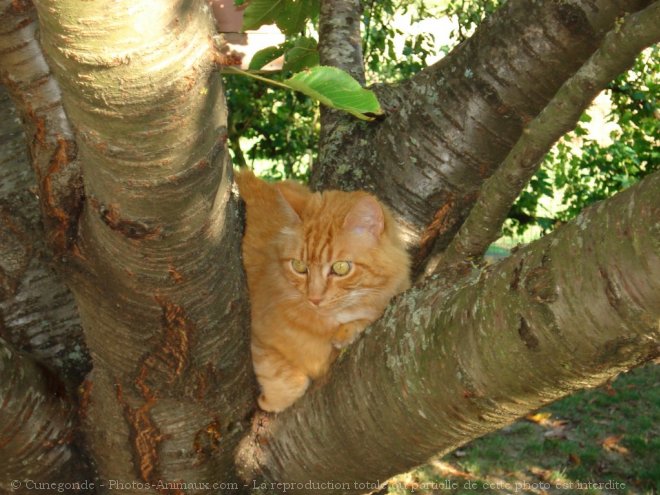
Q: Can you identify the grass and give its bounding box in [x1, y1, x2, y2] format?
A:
[387, 363, 659, 494]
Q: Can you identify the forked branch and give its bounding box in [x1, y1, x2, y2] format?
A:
[309, 0, 653, 280]
[236, 170, 660, 495]
[427, 0, 660, 275]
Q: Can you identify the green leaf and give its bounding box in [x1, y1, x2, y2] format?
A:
[309, 0, 320, 20]
[242, 0, 284, 31]
[276, 0, 315, 35]
[282, 37, 319, 72]
[283, 66, 383, 121]
[248, 45, 285, 70]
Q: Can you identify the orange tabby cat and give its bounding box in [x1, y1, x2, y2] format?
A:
[235, 170, 410, 412]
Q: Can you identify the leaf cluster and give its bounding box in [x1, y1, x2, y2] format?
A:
[226, 0, 384, 178]
[226, 0, 657, 239]
[225, 74, 317, 181]
[362, 0, 440, 83]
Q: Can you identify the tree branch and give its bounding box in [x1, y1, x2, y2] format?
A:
[0, 0, 83, 256]
[428, 0, 660, 274]
[0, 87, 90, 384]
[0, 337, 91, 493]
[314, 0, 367, 190]
[236, 170, 660, 494]
[318, 0, 365, 85]
[310, 0, 652, 277]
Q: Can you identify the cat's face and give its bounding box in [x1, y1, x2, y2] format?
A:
[274, 190, 407, 322]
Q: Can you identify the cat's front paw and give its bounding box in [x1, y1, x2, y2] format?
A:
[331, 320, 368, 349]
[258, 394, 284, 413]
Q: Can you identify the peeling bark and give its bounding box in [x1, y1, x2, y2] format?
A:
[236, 171, 660, 494]
[0, 87, 89, 383]
[0, 0, 83, 256]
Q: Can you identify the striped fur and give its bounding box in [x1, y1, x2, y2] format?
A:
[236, 170, 410, 412]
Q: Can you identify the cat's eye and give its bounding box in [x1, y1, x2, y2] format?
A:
[290, 259, 308, 274]
[331, 260, 352, 276]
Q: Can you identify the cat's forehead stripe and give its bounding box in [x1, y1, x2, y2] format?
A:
[303, 221, 335, 263]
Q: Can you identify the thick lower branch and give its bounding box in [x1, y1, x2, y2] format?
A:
[0, 337, 91, 494]
[236, 171, 660, 494]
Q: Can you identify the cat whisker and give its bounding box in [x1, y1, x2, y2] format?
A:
[339, 288, 385, 302]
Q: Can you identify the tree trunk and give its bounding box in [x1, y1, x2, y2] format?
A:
[236, 170, 660, 494]
[3, 0, 256, 491]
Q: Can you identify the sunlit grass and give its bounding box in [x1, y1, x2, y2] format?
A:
[388, 363, 659, 494]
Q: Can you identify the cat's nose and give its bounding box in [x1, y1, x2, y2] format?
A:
[308, 296, 323, 306]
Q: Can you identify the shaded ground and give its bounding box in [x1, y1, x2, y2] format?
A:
[388, 363, 659, 495]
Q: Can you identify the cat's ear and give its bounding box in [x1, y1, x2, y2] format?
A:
[343, 195, 384, 239]
[276, 181, 309, 220]
[275, 187, 304, 225]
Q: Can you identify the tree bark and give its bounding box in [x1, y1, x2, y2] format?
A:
[0, 337, 90, 494]
[236, 171, 660, 494]
[0, 85, 89, 385]
[1, 0, 658, 492]
[315, 0, 366, 203]
[311, 0, 653, 276]
[0, 0, 90, 384]
[433, 0, 660, 273]
[0, 0, 83, 257]
[22, 0, 255, 491]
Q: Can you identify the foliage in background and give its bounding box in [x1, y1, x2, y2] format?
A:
[227, 1, 658, 240]
[225, 0, 320, 180]
[226, 0, 444, 179]
[554, 48, 659, 222]
[509, 46, 659, 235]
[443, 0, 502, 42]
[362, 0, 440, 83]
[225, 75, 317, 181]
[439, 0, 659, 237]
